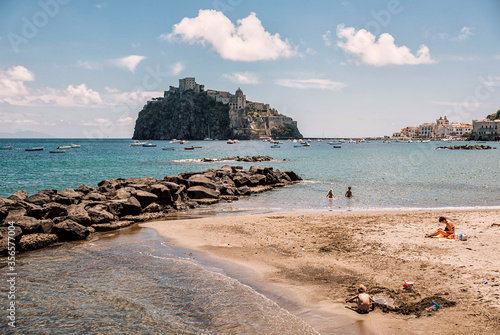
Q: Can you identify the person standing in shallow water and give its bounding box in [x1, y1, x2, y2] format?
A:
[345, 186, 353, 198]
[326, 189, 334, 198]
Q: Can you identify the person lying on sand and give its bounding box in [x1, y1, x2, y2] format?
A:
[425, 217, 455, 238]
[345, 284, 375, 314]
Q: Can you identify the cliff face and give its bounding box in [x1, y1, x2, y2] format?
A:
[132, 90, 233, 140]
[132, 90, 302, 140]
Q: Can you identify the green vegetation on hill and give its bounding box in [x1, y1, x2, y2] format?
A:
[271, 124, 303, 139]
[487, 109, 500, 120]
[132, 91, 232, 140]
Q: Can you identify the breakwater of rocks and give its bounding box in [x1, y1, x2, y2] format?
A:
[436, 144, 495, 150]
[201, 155, 273, 162]
[0, 165, 302, 254]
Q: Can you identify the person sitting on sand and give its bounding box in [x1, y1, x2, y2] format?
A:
[345, 186, 353, 198]
[345, 284, 375, 314]
[326, 189, 334, 199]
[425, 217, 455, 238]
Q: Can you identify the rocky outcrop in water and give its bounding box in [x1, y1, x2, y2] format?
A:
[201, 155, 273, 162]
[436, 145, 495, 150]
[0, 166, 302, 254]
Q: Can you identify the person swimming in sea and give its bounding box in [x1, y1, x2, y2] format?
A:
[326, 189, 334, 199]
[345, 186, 352, 198]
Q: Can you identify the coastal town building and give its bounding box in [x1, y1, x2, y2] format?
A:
[470, 119, 500, 141]
[394, 116, 472, 140]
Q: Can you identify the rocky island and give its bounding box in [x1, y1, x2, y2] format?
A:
[132, 77, 302, 140]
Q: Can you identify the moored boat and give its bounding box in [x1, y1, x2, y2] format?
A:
[161, 147, 175, 150]
[270, 144, 280, 148]
[25, 147, 44, 151]
[0, 146, 13, 150]
[57, 145, 71, 149]
[142, 143, 157, 147]
[70, 144, 81, 148]
[130, 140, 147, 146]
[50, 150, 66, 153]
[184, 146, 195, 150]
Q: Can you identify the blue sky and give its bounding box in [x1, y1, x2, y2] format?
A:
[1, 0, 499, 138]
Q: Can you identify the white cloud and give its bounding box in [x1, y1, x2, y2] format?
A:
[170, 62, 184, 76]
[112, 55, 146, 73]
[222, 72, 259, 84]
[275, 78, 347, 91]
[67, 84, 103, 105]
[322, 30, 332, 47]
[452, 26, 474, 41]
[117, 117, 135, 125]
[75, 60, 101, 70]
[0, 65, 35, 103]
[336, 24, 435, 66]
[161, 10, 297, 61]
[105, 86, 120, 93]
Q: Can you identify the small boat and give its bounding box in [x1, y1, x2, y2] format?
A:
[179, 140, 189, 144]
[302, 141, 310, 147]
[227, 139, 234, 144]
[203, 137, 213, 141]
[293, 144, 302, 148]
[184, 146, 195, 150]
[142, 143, 157, 147]
[0, 146, 13, 150]
[161, 147, 175, 150]
[50, 150, 66, 153]
[333, 145, 342, 149]
[270, 144, 280, 148]
[70, 144, 81, 148]
[130, 140, 147, 146]
[169, 139, 180, 143]
[25, 147, 44, 151]
[57, 145, 71, 149]
[193, 146, 202, 148]
[422, 140, 430, 143]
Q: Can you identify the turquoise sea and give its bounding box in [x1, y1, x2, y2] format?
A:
[1, 138, 499, 210]
[1, 138, 499, 334]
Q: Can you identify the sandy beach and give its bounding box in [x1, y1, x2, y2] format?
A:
[142, 209, 500, 335]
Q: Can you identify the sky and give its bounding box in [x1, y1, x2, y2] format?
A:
[0, 0, 499, 138]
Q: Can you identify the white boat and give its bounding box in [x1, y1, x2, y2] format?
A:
[169, 139, 180, 143]
[179, 140, 189, 144]
[25, 147, 44, 151]
[70, 143, 81, 148]
[57, 145, 71, 149]
[422, 140, 430, 143]
[142, 143, 157, 147]
[203, 137, 214, 141]
[0, 146, 13, 150]
[130, 140, 147, 146]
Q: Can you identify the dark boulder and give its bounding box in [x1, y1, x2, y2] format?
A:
[83, 192, 107, 201]
[8, 190, 28, 202]
[284, 170, 302, 181]
[67, 205, 92, 226]
[86, 204, 115, 224]
[187, 175, 217, 190]
[91, 220, 134, 232]
[108, 197, 142, 216]
[143, 202, 163, 213]
[236, 186, 251, 196]
[52, 219, 89, 241]
[26, 192, 52, 206]
[134, 190, 158, 208]
[187, 186, 220, 199]
[19, 233, 58, 252]
[44, 202, 69, 219]
[150, 184, 173, 205]
[58, 189, 83, 202]
[6, 216, 42, 234]
[75, 184, 94, 195]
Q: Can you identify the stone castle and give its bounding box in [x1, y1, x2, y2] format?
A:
[157, 77, 299, 138]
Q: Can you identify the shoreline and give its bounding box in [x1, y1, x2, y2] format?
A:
[142, 208, 500, 335]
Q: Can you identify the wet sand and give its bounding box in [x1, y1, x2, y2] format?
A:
[142, 209, 500, 335]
